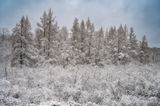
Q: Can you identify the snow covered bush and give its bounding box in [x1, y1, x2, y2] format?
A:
[0, 64, 160, 106]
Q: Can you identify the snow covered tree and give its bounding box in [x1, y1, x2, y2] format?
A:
[71, 18, 80, 45]
[80, 20, 86, 52]
[46, 9, 59, 64]
[128, 27, 139, 61]
[46, 9, 59, 59]
[85, 18, 95, 63]
[58, 26, 71, 67]
[79, 20, 92, 63]
[36, 9, 59, 63]
[36, 11, 48, 56]
[95, 27, 104, 64]
[117, 25, 129, 64]
[139, 35, 150, 64]
[103, 28, 109, 61]
[35, 28, 43, 50]
[71, 18, 82, 64]
[107, 26, 118, 64]
[117, 25, 128, 53]
[11, 16, 38, 67]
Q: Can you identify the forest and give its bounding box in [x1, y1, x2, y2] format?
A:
[0, 9, 160, 106]
[0, 9, 151, 68]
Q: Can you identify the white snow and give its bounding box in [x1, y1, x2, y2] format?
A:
[0, 64, 160, 106]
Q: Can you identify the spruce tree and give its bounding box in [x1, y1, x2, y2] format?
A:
[36, 9, 59, 63]
[11, 16, 37, 67]
[139, 35, 150, 64]
[107, 26, 118, 64]
[86, 18, 95, 63]
[36, 11, 48, 56]
[71, 18, 81, 64]
[128, 27, 139, 61]
[95, 27, 104, 64]
[117, 25, 129, 64]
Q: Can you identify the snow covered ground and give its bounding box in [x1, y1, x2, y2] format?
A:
[0, 64, 160, 106]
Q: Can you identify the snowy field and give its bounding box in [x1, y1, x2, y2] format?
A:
[0, 64, 160, 106]
[0, 0, 160, 105]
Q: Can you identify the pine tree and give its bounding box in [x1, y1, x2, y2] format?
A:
[128, 27, 139, 61]
[71, 18, 82, 64]
[117, 25, 128, 53]
[103, 28, 109, 61]
[71, 18, 80, 45]
[95, 27, 104, 64]
[58, 26, 70, 67]
[36, 11, 48, 56]
[11, 16, 37, 67]
[80, 20, 85, 42]
[36, 9, 59, 63]
[139, 35, 150, 64]
[47, 9, 59, 63]
[107, 26, 118, 64]
[85, 18, 95, 63]
[35, 28, 43, 50]
[117, 25, 129, 64]
[79, 20, 91, 63]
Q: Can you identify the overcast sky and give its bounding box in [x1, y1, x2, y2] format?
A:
[0, 0, 160, 47]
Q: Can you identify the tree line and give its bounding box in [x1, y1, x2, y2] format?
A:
[8, 9, 150, 67]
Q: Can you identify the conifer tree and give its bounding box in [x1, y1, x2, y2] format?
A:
[117, 25, 129, 64]
[36, 11, 48, 56]
[139, 35, 150, 64]
[36, 9, 59, 63]
[107, 26, 118, 64]
[128, 27, 139, 61]
[95, 27, 104, 64]
[11, 16, 37, 67]
[58, 26, 70, 66]
[71, 18, 82, 64]
[86, 18, 95, 63]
